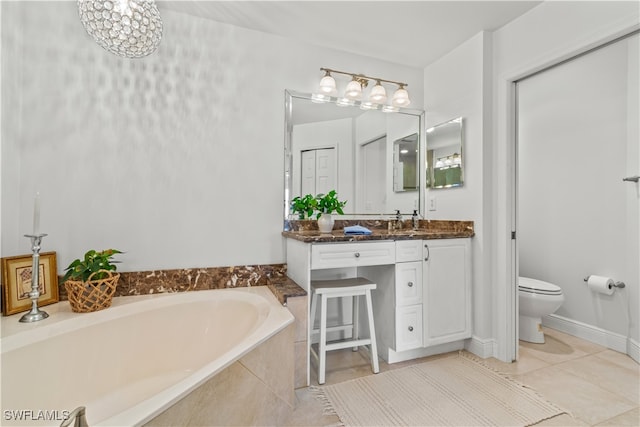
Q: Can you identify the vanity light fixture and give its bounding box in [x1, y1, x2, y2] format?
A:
[382, 105, 399, 113]
[319, 70, 337, 95]
[370, 80, 387, 103]
[77, 0, 163, 58]
[344, 76, 366, 100]
[392, 85, 411, 107]
[360, 102, 378, 111]
[318, 67, 410, 110]
[336, 98, 356, 107]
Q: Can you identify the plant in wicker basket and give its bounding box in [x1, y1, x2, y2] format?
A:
[61, 249, 123, 313]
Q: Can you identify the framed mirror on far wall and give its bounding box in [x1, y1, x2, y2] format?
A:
[426, 117, 464, 189]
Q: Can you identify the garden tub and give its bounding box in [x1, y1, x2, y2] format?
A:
[1, 286, 294, 426]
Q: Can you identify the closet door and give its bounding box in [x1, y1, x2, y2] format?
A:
[300, 148, 336, 195]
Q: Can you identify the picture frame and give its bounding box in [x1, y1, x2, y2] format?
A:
[1, 251, 59, 316]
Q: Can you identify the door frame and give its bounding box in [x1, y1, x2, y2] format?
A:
[496, 26, 640, 363]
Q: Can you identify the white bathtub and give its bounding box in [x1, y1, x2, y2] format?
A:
[1, 287, 294, 426]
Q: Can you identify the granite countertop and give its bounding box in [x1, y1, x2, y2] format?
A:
[282, 219, 474, 243]
[267, 276, 307, 305]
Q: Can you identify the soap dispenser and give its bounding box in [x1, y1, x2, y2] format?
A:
[412, 210, 419, 230]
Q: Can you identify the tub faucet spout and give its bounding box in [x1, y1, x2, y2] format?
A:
[60, 406, 88, 427]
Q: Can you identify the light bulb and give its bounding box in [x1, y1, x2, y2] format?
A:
[369, 81, 387, 104]
[319, 71, 337, 95]
[392, 85, 411, 107]
[344, 79, 363, 100]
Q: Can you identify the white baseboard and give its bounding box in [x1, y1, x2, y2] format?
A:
[465, 336, 496, 359]
[627, 338, 640, 364]
[543, 314, 638, 363]
[385, 341, 464, 364]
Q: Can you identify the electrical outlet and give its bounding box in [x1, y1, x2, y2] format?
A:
[428, 197, 437, 211]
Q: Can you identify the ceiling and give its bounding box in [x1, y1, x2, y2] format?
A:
[160, 1, 542, 68]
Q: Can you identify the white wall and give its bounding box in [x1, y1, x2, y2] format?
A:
[0, 2, 423, 272]
[424, 32, 493, 343]
[422, 1, 639, 360]
[518, 35, 638, 341]
[492, 1, 640, 359]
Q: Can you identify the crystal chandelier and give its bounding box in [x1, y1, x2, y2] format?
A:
[77, 0, 163, 58]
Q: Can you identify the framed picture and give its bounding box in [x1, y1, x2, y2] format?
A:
[1, 252, 59, 316]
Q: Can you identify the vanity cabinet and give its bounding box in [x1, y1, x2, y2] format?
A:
[394, 240, 423, 352]
[284, 232, 473, 384]
[423, 238, 472, 346]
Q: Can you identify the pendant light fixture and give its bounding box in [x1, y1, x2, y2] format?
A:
[77, 0, 163, 58]
[317, 68, 410, 111]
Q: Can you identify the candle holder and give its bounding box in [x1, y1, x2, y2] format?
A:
[19, 233, 49, 323]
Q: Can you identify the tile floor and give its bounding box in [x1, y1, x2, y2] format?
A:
[285, 328, 639, 426]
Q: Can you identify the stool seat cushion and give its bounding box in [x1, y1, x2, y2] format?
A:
[311, 277, 376, 292]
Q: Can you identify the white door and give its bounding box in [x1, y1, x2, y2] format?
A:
[300, 148, 336, 196]
[315, 148, 336, 196]
[361, 136, 387, 213]
[301, 150, 316, 196]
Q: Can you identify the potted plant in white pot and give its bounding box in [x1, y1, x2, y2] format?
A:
[61, 249, 123, 313]
[316, 190, 347, 233]
[290, 194, 318, 220]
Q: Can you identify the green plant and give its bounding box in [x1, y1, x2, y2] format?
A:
[291, 194, 318, 219]
[315, 190, 347, 218]
[62, 249, 123, 283]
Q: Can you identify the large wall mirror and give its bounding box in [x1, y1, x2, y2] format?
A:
[426, 117, 464, 189]
[284, 90, 425, 223]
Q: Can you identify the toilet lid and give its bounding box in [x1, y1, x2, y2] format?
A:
[519, 277, 563, 295]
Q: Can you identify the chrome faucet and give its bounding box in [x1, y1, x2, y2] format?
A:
[394, 210, 403, 230]
[60, 407, 88, 427]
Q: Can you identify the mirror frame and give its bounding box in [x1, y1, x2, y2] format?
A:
[284, 89, 426, 222]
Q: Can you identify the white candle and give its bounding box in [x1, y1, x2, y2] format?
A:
[33, 192, 40, 235]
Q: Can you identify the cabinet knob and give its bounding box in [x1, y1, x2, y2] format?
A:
[354, 252, 360, 258]
[407, 281, 414, 287]
[408, 326, 414, 332]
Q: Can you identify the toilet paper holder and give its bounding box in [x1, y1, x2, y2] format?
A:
[583, 276, 626, 288]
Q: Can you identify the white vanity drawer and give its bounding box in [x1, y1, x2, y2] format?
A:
[395, 240, 423, 262]
[395, 304, 423, 351]
[311, 241, 395, 269]
[395, 261, 422, 306]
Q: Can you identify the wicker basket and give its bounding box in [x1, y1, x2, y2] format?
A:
[64, 270, 120, 313]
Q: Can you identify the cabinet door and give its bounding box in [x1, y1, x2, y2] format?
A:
[395, 304, 423, 351]
[395, 261, 422, 306]
[423, 239, 472, 346]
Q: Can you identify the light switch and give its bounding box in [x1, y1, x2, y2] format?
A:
[428, 197, 437, 211]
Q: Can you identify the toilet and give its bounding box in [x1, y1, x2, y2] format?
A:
[518, 277, 564, 343]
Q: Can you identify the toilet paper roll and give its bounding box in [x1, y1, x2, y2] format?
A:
[587, 275, 615, 295]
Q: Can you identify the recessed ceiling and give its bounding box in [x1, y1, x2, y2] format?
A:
[160, 1, 542, 68]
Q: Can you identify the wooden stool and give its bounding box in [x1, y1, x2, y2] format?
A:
[310, 277, 379, 384]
